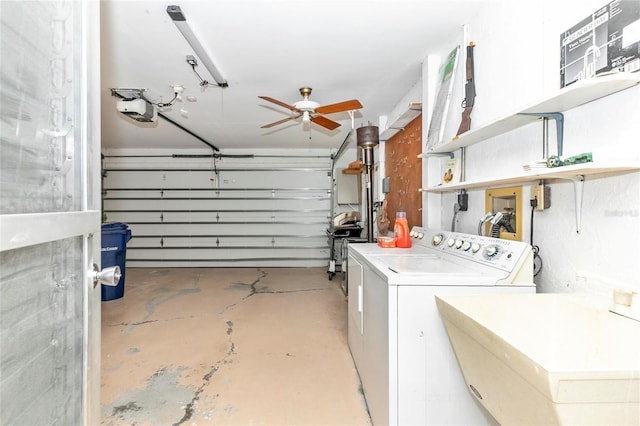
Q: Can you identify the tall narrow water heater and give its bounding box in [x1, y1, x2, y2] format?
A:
[357, 125, 379, 242]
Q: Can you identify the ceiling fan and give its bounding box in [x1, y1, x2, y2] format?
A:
[259, 87, 362, 130]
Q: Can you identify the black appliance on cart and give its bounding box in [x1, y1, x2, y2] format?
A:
[326, 212, 366, 286]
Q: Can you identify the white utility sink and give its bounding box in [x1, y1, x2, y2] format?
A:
[435, 293, 640, 425]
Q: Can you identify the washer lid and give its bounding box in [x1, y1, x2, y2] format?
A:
[368, 254, 508, 286]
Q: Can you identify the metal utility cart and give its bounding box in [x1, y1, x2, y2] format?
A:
[326, 211, 364, 281]
[326, 129, 366, 283]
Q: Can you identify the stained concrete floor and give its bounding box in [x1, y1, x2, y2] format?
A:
[101, 267, 371, 425]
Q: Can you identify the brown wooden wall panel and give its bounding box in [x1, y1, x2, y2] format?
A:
[384, 115, 422, 231]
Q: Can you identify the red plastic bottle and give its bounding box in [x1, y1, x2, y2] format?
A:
[394, 212, 412, 248]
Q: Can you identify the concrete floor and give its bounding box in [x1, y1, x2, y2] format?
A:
[101, 267, 371, 425]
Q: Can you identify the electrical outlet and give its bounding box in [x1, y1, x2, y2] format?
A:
[531, 185, 551, 210]
[457, 192, 468, 211]
[382, 177, 390, 193]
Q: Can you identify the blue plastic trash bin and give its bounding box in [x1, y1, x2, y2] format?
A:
[101, 222, 132, 301]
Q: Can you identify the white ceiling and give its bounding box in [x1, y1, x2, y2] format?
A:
[100, 0, 491, 151]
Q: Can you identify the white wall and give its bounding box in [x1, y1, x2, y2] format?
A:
[424, 0, 640, 295]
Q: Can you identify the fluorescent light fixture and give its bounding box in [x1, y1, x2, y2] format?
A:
[167, 5, 229, 88]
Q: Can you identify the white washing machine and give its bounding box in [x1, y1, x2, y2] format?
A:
[347, 226, 536, 425]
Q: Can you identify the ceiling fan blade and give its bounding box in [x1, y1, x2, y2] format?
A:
[261, 114, 301, 128]
[258, 96, 299, 111]
[311, 115, 341, 130]
[316, 99, 363, 115]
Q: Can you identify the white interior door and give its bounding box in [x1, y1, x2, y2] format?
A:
[0, 1, 101, 424]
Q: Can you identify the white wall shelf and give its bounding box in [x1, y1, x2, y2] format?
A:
[424, 161, 640, 233]
[380, 102, 422, 141]
[420, 72, 640, 155]
[424, 162, 640, 193]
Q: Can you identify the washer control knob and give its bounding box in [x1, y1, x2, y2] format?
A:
[417, 232, 424, 239]
[447, 237, 456, 247]
[484, 245, 500, 258]
[455, 239, 463, 249]
[471, 243, 481, 253]
[432, 234, 443, 245]
[461, 241, 472, 251]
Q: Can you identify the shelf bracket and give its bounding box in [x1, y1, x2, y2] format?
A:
[544, 171, 585, 233]
[571, 175, 585, 234]
[519, 112, 564, 157]
[550, 174, 586, 234]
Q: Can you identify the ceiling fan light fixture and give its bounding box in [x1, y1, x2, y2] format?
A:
[259, 86, 362, 131]
[295, 100, 319, 111]
[166, 5, 229, 88]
